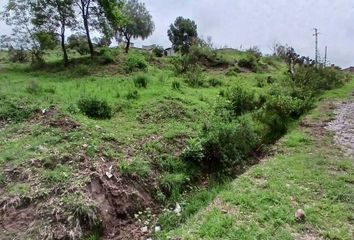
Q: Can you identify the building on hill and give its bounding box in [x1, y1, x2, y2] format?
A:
[164, 47, 176, 56]
[142, 44, 157, 51]
[343, 66, 354, 73]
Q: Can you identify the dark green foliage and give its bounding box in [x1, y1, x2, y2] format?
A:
[168, 16, 198, 55]
[226, 67, 240, 77]
[171, 80, 181, 90]
[71, 65, 90, 77]
[159, 173, 190, 200]
[0, 98, 38, 123]
[119, 159, 151, 180]
[153, 46, 164, 57]
[126, 89, 139, 100]
[133, 75, 148, 88]
[67, 34, 90, 55]
[185, 65, 205, 87]
[226, 86, 258, 116]
[208, 77, 223, 87]
[98, 47, 115, 64]
[183, 117, 260, 175]
[238, 55, 258, 72]
[125, 54, 148, 73]
[78, 97, 112, 119]
[8, 47, 28, 63]
[26, 80, 42, 94]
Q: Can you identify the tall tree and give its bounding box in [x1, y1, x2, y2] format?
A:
[168, 17, 198, 55]
[116, 0, 154, 53]
[34, 0, 76, 65]
[74, 0, 95, 57]
[1, 0, 45, 62]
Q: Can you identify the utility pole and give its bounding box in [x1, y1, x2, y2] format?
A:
[324, 46, 328, 67]
[313, 28, 319, 66]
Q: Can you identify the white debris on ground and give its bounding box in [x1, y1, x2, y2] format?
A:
[326, 101, 354, 157]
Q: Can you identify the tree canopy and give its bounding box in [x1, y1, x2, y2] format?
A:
[168, 17, 198, 55]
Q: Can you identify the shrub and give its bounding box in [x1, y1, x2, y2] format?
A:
[77, 97, 112, 119]
[126, 89, 139, 100]
[183, 117, 259, 175]
[153, 46, 164, 57]
[125, 54, 148, 73]
[171, 80, 181, 90]
[133, 75, 148, 88]
[238, 55, 258, 72]
[208, 77, 223, 87]
[72, 64, 90, 77]
[159, 173, 190, 200]
[98, 47, 115, 64]
[26, 80, 42, 94]
[185, 65, 205, 87]
[0, 99, 38, 122]
[8, 48, 28, 63]
[226, 86, 258, 116]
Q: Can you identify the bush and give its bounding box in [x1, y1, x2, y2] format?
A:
[183, 117, 259, 175]
[8, 48, 28, 63]
[72, 64, 90, 77]
[126, 89, 139, 100]
[225, 67, 241, 77]
[125, 54, 148, 73]
[77, 97, 112, 119]
[0, 99, 38, 122]
[208, 77, 223, 87]
[258, 95, 313, 142]
[153, 46, 164, 57]
[133, 75, 148, 88]
[171, 80, 181, 90]
[159, 173, 190, 200]
[238, 55, 258, 72]
[226, 86, 258, 117]
[26, 80, 42, 94]
[185, 65, 205, 87]
[98, 47, 115, 64]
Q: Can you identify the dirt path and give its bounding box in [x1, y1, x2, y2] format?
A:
[326, 100, 354, 157]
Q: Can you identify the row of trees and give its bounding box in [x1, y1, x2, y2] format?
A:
[0, 0, 154, 65]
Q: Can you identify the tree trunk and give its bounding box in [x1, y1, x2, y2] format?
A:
[83, 16, 94, 58]
[61, 27, 69, 66]
[125, 37, 131, 53]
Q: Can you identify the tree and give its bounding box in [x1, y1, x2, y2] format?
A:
[67, 34, 90, 55]
[1, 0, 46, 63]
[116, 0, 154, 53]
[33, 0, 76, 65]
[74, 0, 95, 57]
[168, 17, 198, 55]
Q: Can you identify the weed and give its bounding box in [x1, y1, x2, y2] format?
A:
[208, 77, 223, 87]
[159, 173, 190, 200]
[171, 80, 181, 90]
[42, 164, 72, 185]
[125, 54, 148, 73]
[133, 75, 148, 88]
[126, 89, 139, 100]
[26, 80, 42, 94]
[78, 97, 112, 119]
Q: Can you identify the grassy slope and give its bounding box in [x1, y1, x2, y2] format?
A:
[156, 80, 354, 240]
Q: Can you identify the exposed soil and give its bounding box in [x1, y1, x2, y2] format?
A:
[326, 101, 354, 157]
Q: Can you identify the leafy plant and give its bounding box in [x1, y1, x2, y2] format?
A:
[133, 75, 148, 88]
[78, 97, 113, 119]
[171, 80, 181, 90]
[126, 89, 139, 100]
[26, 80, 42, 94]
[119, 159, 151, 180]
[125, 54, 148, 73]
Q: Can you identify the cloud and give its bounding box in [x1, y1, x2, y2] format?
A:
[0, 0, 353, 67]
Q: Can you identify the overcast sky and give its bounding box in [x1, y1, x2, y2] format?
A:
[1, 0, 353, 67]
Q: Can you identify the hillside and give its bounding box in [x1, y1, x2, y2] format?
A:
[0, 47, 352, 240]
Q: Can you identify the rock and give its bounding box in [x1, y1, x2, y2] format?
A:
[295, 209, 305, 221]
[174, 203, 181, 216]
[141, 226, 148, 233]
[154, 226, 161, 232]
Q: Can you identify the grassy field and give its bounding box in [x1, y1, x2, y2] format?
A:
[155, 80, 354, 240]
[0, 47, 352, 239]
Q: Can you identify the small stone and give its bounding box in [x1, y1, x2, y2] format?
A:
[174, 203, 182, 216]
[295, 209, 305, 221]
[105, 171, 113, 179]
[155, 226, 161, 232]
[141, 226, 148, 233]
